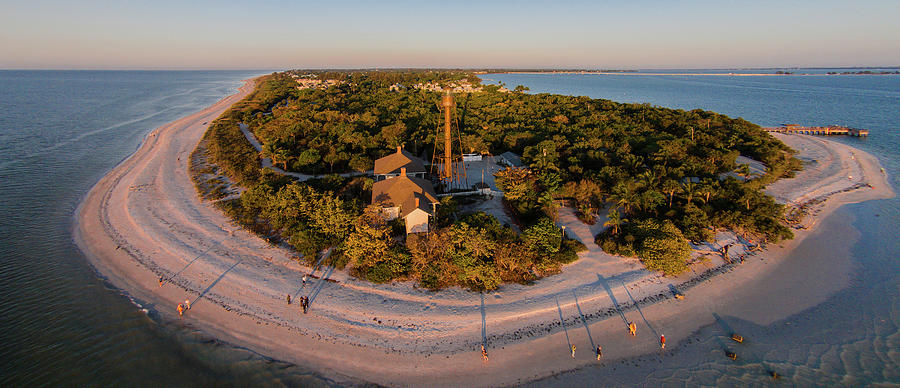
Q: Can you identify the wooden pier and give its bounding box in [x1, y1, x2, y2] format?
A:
[764, 124, 869, 137]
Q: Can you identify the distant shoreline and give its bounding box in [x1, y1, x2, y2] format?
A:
[492, 70, 900, 76]
[74, 78, 895, 387]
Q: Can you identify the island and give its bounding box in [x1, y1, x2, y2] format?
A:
[74, 70, 894, 386]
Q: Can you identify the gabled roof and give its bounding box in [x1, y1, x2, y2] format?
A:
[374, 146, 426, 175]
[371, 174, 438, 207]
[401, 192, 435, 218]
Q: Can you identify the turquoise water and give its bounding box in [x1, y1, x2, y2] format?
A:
[1, 70, 898, 386]
[485, 71, 900, 386]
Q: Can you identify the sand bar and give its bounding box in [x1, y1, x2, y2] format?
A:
[74, 79, 894, 386]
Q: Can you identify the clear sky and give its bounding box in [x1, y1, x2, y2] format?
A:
[2, 0, 899, 70]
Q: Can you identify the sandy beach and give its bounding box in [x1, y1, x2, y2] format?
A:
[74, 79, 894, 387]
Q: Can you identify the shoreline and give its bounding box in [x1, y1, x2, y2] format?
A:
[489, 71, 900, 77]
[73, 79, 894, 386]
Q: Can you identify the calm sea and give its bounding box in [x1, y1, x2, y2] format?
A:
[485, 71, 900, 386]
[1, 70, 897, 386]
[0, 70, 333, 387]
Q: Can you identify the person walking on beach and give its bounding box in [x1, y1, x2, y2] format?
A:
[628, 322, 637, 336]
[301, 296, 309, 314]
[184, 299, 190, 310]
[481, 344, 489, 362]
[596, 345, 602, 360]
[286, 294, 291, 305]
[177, 303, 184, 316]
[158, 277, 164, 287]
[660, 334, 666, 349]
[571, 344, 576, 358]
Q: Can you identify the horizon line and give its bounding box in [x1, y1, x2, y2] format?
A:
[2, 65, 900, 72]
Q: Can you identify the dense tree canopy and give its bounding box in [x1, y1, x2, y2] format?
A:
[199, 70, 801, 283]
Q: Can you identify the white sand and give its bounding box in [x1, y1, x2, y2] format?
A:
[74, 81, 894, 386]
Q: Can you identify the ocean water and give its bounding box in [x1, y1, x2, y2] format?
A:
[484, 71, 900, 386]
[1, 69, 898, 386]
[0, 70, 332, 387]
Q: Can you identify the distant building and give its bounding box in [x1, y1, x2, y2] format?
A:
[371, 167, 439, 234]
[411, 79, 488, 93]
[374, 146, 427, 181]
[295, 78, 341, 90]
[496, 151, 524, 168]
[462, 153, 482, 162]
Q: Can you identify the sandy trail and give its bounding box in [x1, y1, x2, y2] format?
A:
[74, 81, 894, 386]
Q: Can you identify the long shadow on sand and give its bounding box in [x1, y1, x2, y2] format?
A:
[622, 280, 660, 339]
[572, 290, 596, 350]
[293, 252, 328, 300]
[556, 296, 572, 353]
[166, 242, 217, 284]
[480, 293, 487, 346]
[307, 265, 335, 306]
[596, 274, 630, 329]
[192, 258, 243, 306]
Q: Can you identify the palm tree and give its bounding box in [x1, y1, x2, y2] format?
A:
[638, 170, 659, 190]
[662, 179, 679, 208]
[638, 189, 665, 215]
[742, 192, 754, 210]
[609, 182, 639, 214]
[273, 147, 291, 170]
[262, 143, 289, 170]
[681, 181, 697, 206]
[604, 207, 628, 236]
[627, 154, 644, 172]
[699, 178, 719, 204]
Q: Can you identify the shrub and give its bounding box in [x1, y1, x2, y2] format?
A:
[634, 220, 690, 276]
[367, 248, 411, 283]
[678, 203, 714, 242]
[522, 217, 562, 254]
[596, 219, 690, 276]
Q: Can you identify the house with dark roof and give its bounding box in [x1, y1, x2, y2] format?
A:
[373, 146, 427, 181]
[371, 167, 439, 234]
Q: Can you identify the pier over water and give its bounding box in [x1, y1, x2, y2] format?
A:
[764, 124, 869, 137]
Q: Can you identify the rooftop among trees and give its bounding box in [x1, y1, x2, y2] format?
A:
[196, 69, 801, 289]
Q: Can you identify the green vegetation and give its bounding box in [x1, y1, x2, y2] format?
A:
[217, 170, 362, 259]
[596, 219, 691, 276]
[198, 69, 801, 286]
[202, 73, 300, 187]
[405, 213, 585, 291]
